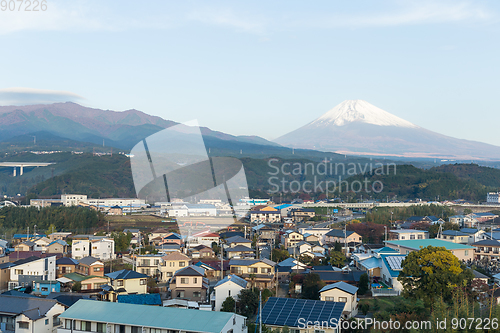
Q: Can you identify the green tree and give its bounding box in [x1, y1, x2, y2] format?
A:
[237, 288, 259, 318]
[358, 273, 369, 295]
[398, 246, 474, 306]
[329, 251, 346, 268]
[221, 296, 236, 312]
[47, 224, 57, 235]
[72, 281, 81, 292]
[302, 273, 324, 300]
[333, 241, 342, 252]
[272, 246, 290, 262]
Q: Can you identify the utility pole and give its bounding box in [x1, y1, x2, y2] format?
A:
[220, 238, 223, 280]
[259, 290, 262, 333]
[27, 226, 29, 240]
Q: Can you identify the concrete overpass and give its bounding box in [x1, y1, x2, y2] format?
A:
[0, 162, 54, 176]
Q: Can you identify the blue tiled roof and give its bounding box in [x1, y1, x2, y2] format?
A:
[117, 293, 162, 305]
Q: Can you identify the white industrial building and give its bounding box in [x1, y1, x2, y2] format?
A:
[487, 192, 500, 204]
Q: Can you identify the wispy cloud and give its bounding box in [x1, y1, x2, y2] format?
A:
[187, 8, 267, 34]
[0, 0, 494, 35]
[318, 1, 494, 28]
[0, 87, 84, 105]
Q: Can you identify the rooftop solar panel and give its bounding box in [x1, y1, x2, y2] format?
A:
[260, 298, 345, 329]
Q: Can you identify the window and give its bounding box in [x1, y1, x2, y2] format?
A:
[178, 291, 185, 298]
[410, 235, 415, 240]
[261, 268, 271, 274]
[170, 262, 174, 267]
[193, 278, 198, 284]
[151, 329, 162, 333]
[15, 269, 23, 275]
[339, 297, 347, 302]
[167, 272, 173, 277]
[228, 290, 231, 296]
[81, 321, 91, 331]
[324, 296, 334, 301]
[131, 327, 140, 333]
[179, 261, 186, 267]
[75, 248, 80, 251]
[45, 319, 49, 325]
[193, 291, 201, 298]
[94, 267, 102, 272]
[140, 279, 147, 285]
[418, 235, 423, 239]
[93, 246, 98, 250]
[53, 314, 60, 327]
[465, 250, 469, 256]
[117, 280, 124, 286]
[65, 320, 72, 329]
[181, 278, 189, 284]
[248, 267, 258, 273]
[18, 322, 29, 329]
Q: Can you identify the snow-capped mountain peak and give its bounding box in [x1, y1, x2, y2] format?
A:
[312, 100, 418, 128]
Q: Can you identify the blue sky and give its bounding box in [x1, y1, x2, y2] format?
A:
[0, 0, 499, 145]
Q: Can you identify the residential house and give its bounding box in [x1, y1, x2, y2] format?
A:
[76, 256, 105, 277]
[47, 240, 68, 254]
[275, 258, 308, 281]
[58, 299, 247, 333]
[311, 268, 364, 285]
[102, 270, 148, 302]
[189, 245, 216, 259]
[229, 258, 276, 289]
[226, 245, 255, 259]
[0, 239, 8, 255]
[56, 257, 78, 278]
[438, 230, 469, 244]
[460, 228, 486, 245]
[225, 235, 252, 248]
[291, 208, 316, 222]
[379, 254, 406, 293]
[158, 233, 183, 246]
[293, 241, 326, 256]
[0, 262, 14, 290]
[472, 240, 500, 260]
[320, 281, 358, 318]
[324, 229, 362, 244]
[159, 252, 191, 282]
[472, 270, 489, 284]
[0, 295, 66, 333]
[123, 229, 140, 238]
[48, 232, 72, 241]
[170, 265, 208, 302]
[135, 254, 162, 277]
[193, 260, 229, 281]
[14, 241, 35, 252]
[389, 229, 428, 240]
[298, 227, 331, 241]
[33, 280, 61, 296]
[281, 231, 304, 249]
[258, 227, 277, 241]
[250, 206, 281, 223]
[108, 205, 123, 215]
[9, 255, 57, 290]
[449, 215, 478, 228]
[385, 239, 474, 261]
[32, 236, 51, 251]
[259, 297, 343, 333]
[303, 233, 320, 243]
[71, 236, 115, 260]
[62, 272, 109, 293]
[212, 274, 248, 311]
[469, 212, 498, 223]
[190, 230, 220, 247]
[150, 228, 171, 240]
[353, 247, 400, 278]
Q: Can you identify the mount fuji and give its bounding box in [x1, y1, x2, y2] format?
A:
[275, 100, 500, 160]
